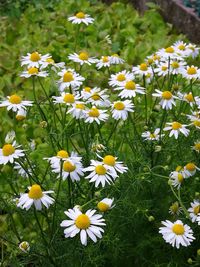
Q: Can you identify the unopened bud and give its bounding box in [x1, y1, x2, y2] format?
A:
[40, 121, 48, 128]
[148, 216, 155, 222]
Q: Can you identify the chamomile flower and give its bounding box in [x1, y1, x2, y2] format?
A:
[97, 198, 115, 212]
[20, 67, 48, 78]
[68, 12, 94, 25]
[16, 109, 27, 121]
[177, 92, 197, 107]
[173, 41, 190, 57]
[188, 200, 200, 222]
[84, 160, 118, 187]
[187, 43, 199, 58]
[169, 202, 182, 215]
[109, 70, 134, 87]
[141, 128, 163, 141]
[21, 52, 50, 68]
[67, 102, 86, 119]
[164, 121, 189, 139]
[86, 87, 110, 107]
[110, 54, 124, 65]
[17, 184, 54, 210]
[45, 150, 81, 167]
[159, 220, 195, 248]
[111, 100, 134, 120]
[169, 171, 184, 189]
[132, 62, 152, 77]
[0, 141, 24, 165]
[98, 154, 128, 174]
[40, 57, 65, 70]
[157, 46, 178, 59]
[0, 94, 33, 112]
[68, 52, 97, 65]
[19, 241, 30, 253]
[181, 65, 200, 80]
[115, 80, 145, 99]
[154, 62, 169, 77]
[152, 90, 177, 110]
[170, 60, 186, 75]
[192, 141, 200, 153]
[96, 56, 111, 69]
[57, 69, 85, 91]
[183, 163, 199, 178]
[52, 92, 80, 106]
[60, 207, 105, 246]
[85, 106, 108, 124]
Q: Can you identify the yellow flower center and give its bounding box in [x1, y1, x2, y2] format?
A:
[187, 67, 197, 75]
[84, 87, 91, 92]
[88, 107, 100, 117]
[95, 165, 107, 175]
[185, 163, 196, 171]
[125, 81, 136, 90]
[194, 143, 200, 151]
[103, 155, 116, 166]
[147, 58, 154, 65]
[20, 242, 29, 251]
[114, 102, 125, 110]
[194, 205, 200, 215]
[193, 120, 200, 127]
[102, 56, 109, 63]
[184, 93, 194, 102]
[97, 202, 109, 212]
[91, 94, 101, 101]
[63, 93, 75, 104]
[172, 122, 182, 130]
[76, 12, 85, 19]
[117, 74, 126, 81]
[57, 150, 69, 158]
[140, 63, 148, 71]
[177, 173, 184, 183]
[30, 52, 41, 62]
[162, 91, 172, 100]
[63, 72, 74, 82]
[178, 44, 185, 50]
[2, 144, 15, 156]
[171, 61, 179, 69]
[46, 58, 55, 64]
[63, 161, 76, 172]
[150, 133, 156, 139]
[75, 214, 90, 229]
[16, 114, 26, 121]
[76, 103, 85, 110]
[153, 54, 160, 61]
[161, 66, 168, 71]
[9, 94, 22, 104]
[79, 52, 89, 61]
[28, 67, 39, 75]
[176, 166, 182, 172]
[172, 224, 184, 235]
[165, 47, 174, 53]
[28, 184, 43, 199]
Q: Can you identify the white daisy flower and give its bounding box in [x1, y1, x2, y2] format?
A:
[16, 109, 27, 121]
[111, 100, 134, 121]
[109, 70, 134, 87]
[60, 207, 105, 246]
[52, 158, 84, 182]
[164, 121, 189, 139]
[17, 184, 54, 210]
[0, 94, 33, 112]
[159, 219, 195, 248]
[45, 150, 81, 168]
[19, 241, 30, 253]
[169, 202, 182, 215]
[169, 171, 184, 189]
[183, 162, 199, 178]
[52, 92, 80, 106]
[187, 43, 199, 58]
[170, 60, 186, 75]
[173, 41, 191, 57]
[81, 86, 92, 100]
[132, 62, 152, 77]
[181, 65, 200, 80]
[0, 141, 24, 165]
[68, 12, 94, 25]
[154, 62, 169, 77]
[85, 106, 108, 124]
[110, 54, 124, 65]
[96, 56, 111, 69]
[177, 92, 198, 107]
[21, 52, 50, 68]
[40, 57, 65, 70]
[20, 67, 48, 78]
[68, 52, 97, 65]
[141, 128, 163, 141]
[85, 87, 110, 107]
[188, 200, 200, 223]
[57, 69, 85, 91]
[67, 102, 86, 119]
[192, 141, 200, 153]
[84, 160, 118, 187]
[152, 90, 177, 110]
[157, 46, 178, 59]
[146, 53, 161, 65]
[97, 198, 115, 212]
[98, 154, 128, 174]
[115, 80, 145, 99]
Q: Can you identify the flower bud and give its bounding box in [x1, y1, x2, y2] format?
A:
[148, 216, 155, 222]
[154, 145, 161, 152]
[187, 258, 193, 264]
[40, 121, 48, 128]
[19, 241, 30, 253]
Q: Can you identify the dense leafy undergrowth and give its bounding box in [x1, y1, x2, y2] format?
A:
[1, 1, 200, 267]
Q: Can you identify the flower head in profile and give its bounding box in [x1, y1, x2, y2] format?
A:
[0, 141, 24, 165]
[109, 70, 134, 87]
[98, 154, 128, 175]
[188, 200, 200, 223]
[164, 121, 189, 139]
[192, 141, 200, 153]
[169, 202, 182, 215]
[17, 184, 54, 210]
[60, 207, 105, 246]
[0, 94, 33, 112]
[20, 67, 48, 78]
[68, 52, 97, 65]
[68, 12, 94, 25]
[152, 90, 177, 110]
[169, 168, 184, 189]
[115, 80, 145, 99]
[110, 54, 124, 65]
[181, 65, 200, 80]
[52, 92, 80, 106]
[21, 52, 50, 68]
[183, 162, 199, 178]
[96, 56, 111, 69]
[132, 62, 152, 77]
[159, 219, 195, 248]
[97, 198, 115, 212]
[142, 128, 163, 141]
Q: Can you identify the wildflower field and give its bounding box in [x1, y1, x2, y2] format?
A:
[1, 0, 200, 266]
